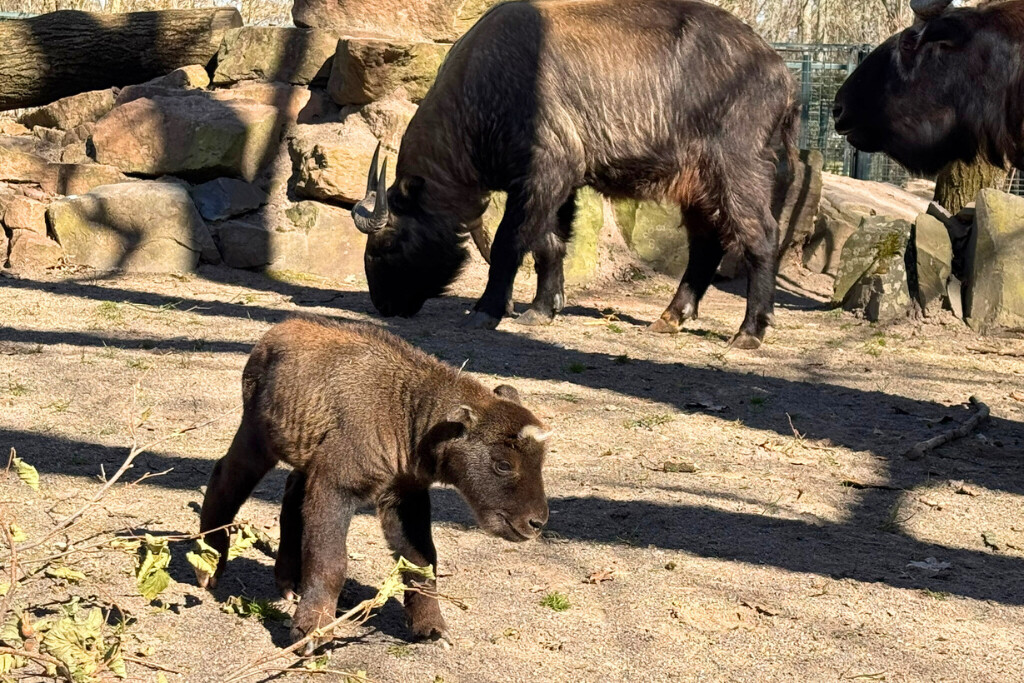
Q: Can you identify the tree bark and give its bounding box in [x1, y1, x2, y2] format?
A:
[0, 8, 242, 111]
[933, 157, 1008, 215]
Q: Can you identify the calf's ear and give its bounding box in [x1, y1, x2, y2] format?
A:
[493, 384, 522, 404]
[446, 404, 478, 430]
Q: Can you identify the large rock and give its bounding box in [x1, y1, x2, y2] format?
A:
[290, 115, 394, 203]
[0, 142, 126, 195]
[0, 143, 51, 183]
[293, 0, 499, 42]
[965, 189, 1024, 334]
[212, 27, 339, 86]
[481, 189, 606, 285]
[7, 231, 63, 271]
[832, 217, 912, 322]
[2, 195, 47, 235]
[0, 121, 30, 136]
[328, 39, 449, 105]
[115, 65, 211, 105]
[19, 89, 116, 131]
[776, 149, 823, 268]
[189, 178, 267, 222]
[805, 174, 928, 276]
[92, 96, 284, 181]
[907, 213, 953, 316]
[48, 163, 127, 196]
[214, 200, 365, 280]
[612, 199, 689, 277]
[48, 181, 217, 273]
[358, 90, 417, 151]
[211, 82, 339, 125]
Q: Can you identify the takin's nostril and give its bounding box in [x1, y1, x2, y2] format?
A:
[528, 516, 547, 531]
[832, 103, 845, 121]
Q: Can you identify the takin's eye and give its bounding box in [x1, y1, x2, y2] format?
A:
[493, 460, 514, 475]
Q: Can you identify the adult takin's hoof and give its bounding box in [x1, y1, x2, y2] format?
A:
[515, 308, 554, 327]
[649, 317, 680, 334]
[462, 310, 500, 330]
[728, 331, 763, 350]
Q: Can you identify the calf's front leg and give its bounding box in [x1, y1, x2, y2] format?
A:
[291, 477, 357, 653]
[377, 487, 446, 640]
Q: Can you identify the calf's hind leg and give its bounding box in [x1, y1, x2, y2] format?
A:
[275, 469, 306, 600]
[197, 416, 277, 588]
[651, 207, 725, 334]
[377, 486, 446, 640]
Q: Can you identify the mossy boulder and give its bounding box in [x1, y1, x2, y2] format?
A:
[481, 188, 605, 285]
[965, 189, 1024, 334]
[612, 199, 688, 277]
[833, 216, 912, 322]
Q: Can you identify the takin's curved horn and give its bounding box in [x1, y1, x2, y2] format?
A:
[911, 0, 954, 20]
[352, 143, 389, 235]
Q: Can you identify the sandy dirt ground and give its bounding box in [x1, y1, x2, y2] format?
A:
[1, 254, 1023, 683]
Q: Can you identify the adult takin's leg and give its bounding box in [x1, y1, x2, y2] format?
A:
[376, 486, 446, 641]
[275, 469, 306, 601]
[723, 171, 780, 350]
[651, 207, 725, 334]
[517, 191, 577, 327]
[290, 472, 358, 653]
[463, 192, 528, 329]
[197, 416, 277, 588]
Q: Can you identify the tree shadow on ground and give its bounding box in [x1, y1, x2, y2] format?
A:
[3, 425, 1023, 606]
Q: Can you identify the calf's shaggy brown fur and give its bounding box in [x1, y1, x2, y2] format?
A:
[196, 317, 549, 648]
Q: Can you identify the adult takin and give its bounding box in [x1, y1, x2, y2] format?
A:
[196, 317, 550, 649]
[351, 0, 799, 349]
[834, 0, 1024, 174]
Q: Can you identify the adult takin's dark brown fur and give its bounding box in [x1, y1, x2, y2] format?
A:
[834, 0, 1024, 174]
[196, 317, 549, 649]
[351, 0, 799, 350]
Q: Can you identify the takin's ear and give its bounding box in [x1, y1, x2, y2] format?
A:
[446, 404, 477, 430]
[519, 424, 553, 443]
[493, 384, 522, 404]
[398, 174, 426, 200]
[917, 16, 970, 51]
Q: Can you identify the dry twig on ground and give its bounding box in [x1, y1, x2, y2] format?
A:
[905, 396, 990, 460]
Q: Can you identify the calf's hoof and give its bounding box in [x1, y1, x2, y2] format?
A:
[462, 310, 500, 330]
[290, 604, 335, 655]
[728, 331, 763, 350]
[649, 317, 680, 334]
[194, 568, 217, 590]
[275, 574, 299, 602]
[515, 308, 554, 327]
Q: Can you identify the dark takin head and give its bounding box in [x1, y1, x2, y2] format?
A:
[833, 0, 1023, 175]
[428, 384, 549, 542]
[352, 144, 469, 318]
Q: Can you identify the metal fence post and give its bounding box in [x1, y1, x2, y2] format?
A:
[799, 53, 812, 151]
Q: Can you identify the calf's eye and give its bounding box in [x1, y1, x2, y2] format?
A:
[494, 460, 513, 474]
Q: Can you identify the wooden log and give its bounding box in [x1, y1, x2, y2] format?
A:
[0, 8, 242, 111]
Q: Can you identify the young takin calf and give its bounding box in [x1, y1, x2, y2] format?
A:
[196, 317, 550, 648]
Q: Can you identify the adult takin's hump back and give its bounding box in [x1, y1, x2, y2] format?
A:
[352, 0, 798, 349]
[196, 317, 550, 648]
[834, 0, 1024, 174]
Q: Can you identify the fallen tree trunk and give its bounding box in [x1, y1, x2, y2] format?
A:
[0, 8, 242, 111]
